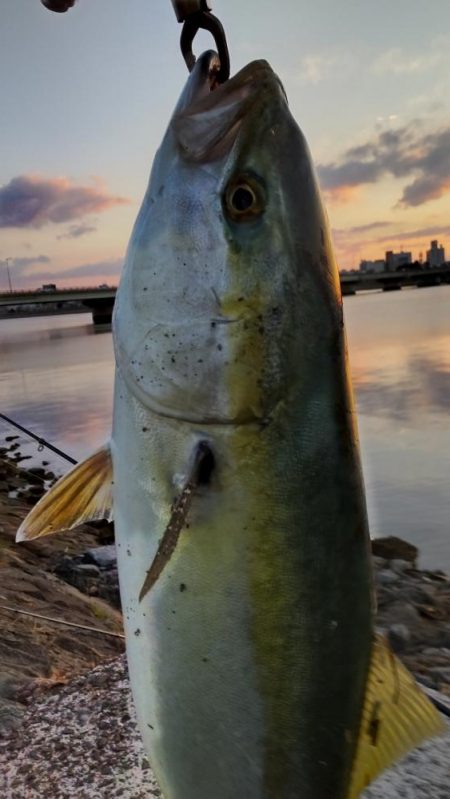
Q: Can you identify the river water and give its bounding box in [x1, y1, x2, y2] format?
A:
[1, 286, 449, 570]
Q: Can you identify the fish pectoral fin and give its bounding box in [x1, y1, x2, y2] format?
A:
[16, 444, 113, 542]
[348, 633, 445, 798]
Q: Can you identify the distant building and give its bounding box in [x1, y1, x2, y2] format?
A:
[385, 250, 412, 271]
[359, 259, 386, 273]
[40, 283, 57, 292]
[426, 240, 445, 267]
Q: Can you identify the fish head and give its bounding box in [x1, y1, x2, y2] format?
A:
[113, 51, 341, 426]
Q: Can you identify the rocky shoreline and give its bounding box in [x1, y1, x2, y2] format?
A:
[0, 446, 449, 796]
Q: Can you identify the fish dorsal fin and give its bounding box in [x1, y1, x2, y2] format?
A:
[16, 444, 113, 542]
[348, 634, 445, 798]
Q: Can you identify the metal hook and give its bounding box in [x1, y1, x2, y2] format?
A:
[41, 1, 76, 10]
[180, 10, 230, 83]
[40, 1, 230, 82]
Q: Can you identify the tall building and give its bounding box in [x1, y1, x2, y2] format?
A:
[385, 250, 412, 271]
[426, 240, 445, 267]
[359, 259, 385, 273]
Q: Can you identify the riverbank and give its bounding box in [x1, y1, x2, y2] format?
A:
[0, 451, 449, 796]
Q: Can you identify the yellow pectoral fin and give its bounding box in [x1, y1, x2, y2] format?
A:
[16, 444, 113, 542]
[348, 634, 445, 799]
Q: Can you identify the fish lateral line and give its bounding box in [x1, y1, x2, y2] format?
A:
[138, 440, 214, 602]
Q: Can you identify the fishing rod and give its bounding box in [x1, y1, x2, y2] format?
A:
[40, 0, 230, 82]
[0, 412, 77, 465]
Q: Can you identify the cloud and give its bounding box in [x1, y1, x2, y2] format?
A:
[317, 123, 450, 207]
[371, 47, 443, 76]
[0, 175, 129, 229]
[334, 221, 392, 239]
[55, 258, 123, 280]
[373, 224, 450, 244]
[57, 223, 97, 240]
[298, 55, 337, 85]
[11, 255, 51, 269]
[8, 256, 123, 291]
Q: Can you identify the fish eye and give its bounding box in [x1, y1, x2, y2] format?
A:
[224, 175, 265, 222]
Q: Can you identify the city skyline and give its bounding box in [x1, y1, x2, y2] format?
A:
[2, 1, 450, 288]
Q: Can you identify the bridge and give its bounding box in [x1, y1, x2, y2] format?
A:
[0, 286, 117, 325]
[0, 265, 449, 325]
[340, 265, 450, 295]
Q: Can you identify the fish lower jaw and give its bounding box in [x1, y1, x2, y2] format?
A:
[118, 366, 267, 427]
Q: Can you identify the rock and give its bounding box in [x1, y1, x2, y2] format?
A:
[384, 600, 420, 627]
[376, 569, 399, 586]
[371, 537, 418, 564]
[84, 545, 117, 570]
[0, 673, 31, 702]
[0, 698, 25, 733]
[74, 564, 100, 578]
[389, 558, 412, 573]
[27, 467, 46, 478]
[427, 667, 450, 684]
[388, 624, 411, 653]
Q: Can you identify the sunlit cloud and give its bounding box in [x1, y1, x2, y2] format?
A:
[373, 224, 450, 244]
[318, 122, 450, 207]
[0, 175, 129, 229]
[340, 221, 392, 235]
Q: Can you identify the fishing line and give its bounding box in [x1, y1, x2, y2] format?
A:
[0, 413, 77, 465]
[0, 604, 124, 639]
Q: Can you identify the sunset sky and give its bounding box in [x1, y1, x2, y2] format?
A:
[1, 0, 450, 289]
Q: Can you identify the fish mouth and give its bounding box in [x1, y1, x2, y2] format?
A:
[172, 51, 287, 162]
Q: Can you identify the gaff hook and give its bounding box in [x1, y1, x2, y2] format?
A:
[172, 1, 230, 83]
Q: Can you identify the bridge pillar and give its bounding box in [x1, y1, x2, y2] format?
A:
[82, 298, 114, 326]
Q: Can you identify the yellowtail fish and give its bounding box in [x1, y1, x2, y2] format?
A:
[18, 51, 443, 799]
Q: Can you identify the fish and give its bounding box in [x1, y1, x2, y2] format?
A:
[17, 50, 444, 799]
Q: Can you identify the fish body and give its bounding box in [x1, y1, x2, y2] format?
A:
[112, 51, 372, 798]
[18, 50, 443, 799]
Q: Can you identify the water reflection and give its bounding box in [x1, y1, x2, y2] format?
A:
[344, 286, 450, 569]
[1, 287, 449, 570]
[352, 348, 450, 421]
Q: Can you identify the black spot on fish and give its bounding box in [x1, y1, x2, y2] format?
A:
[127, 548, 132, 557]
[134, 628, 141, 637]
[142, 427, 148, 432]
[179, 583, 187, 592]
